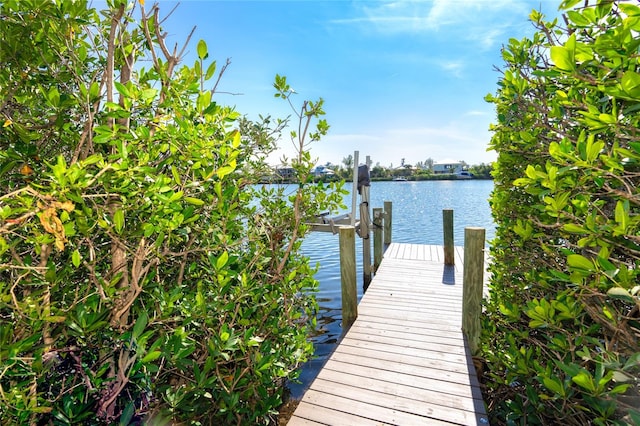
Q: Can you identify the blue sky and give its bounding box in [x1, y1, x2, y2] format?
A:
[142, 1, 561, 167]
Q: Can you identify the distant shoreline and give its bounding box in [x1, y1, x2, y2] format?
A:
[260, 175, 494, 184]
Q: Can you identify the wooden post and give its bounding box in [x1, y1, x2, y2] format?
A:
[443, 209, 454, 265]
[462, 227, 485, 356]
[383, 200, 392, 246]
[339, 226, 357, 328]
[373, 208, 383, 272]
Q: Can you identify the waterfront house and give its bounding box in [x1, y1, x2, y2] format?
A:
[433, 162, 464, 174]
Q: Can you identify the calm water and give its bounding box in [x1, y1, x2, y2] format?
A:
[288, 179, 495, 399]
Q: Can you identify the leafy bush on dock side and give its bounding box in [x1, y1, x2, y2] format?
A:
[0, 1, 344, 424]
[484, 1, 640, 424]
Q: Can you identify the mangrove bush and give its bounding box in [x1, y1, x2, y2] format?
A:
[0, 0, 343, 424]
[484, 1, 640, 424]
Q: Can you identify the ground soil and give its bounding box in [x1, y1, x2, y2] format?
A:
[277, 398, 300, 425]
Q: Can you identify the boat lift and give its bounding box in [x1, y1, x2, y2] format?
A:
[308, 151, 374, 286]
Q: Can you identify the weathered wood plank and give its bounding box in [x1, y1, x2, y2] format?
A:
[347, 321, 467, 347]
[355, 306, 461, 329]
[333, 343, 480, 385]
[307, 378, 481, 425]
[291, 399, 393, 425]
[310, 374, 484, 424]
[336, 338, 473, 374]
[361, 291, 463, 307]
[295, 389, 450, 425]
[328, 350, 480, 387]
[283, 413, 327, 426]
[343, 330, 468, 357]
[349, 318, 462, 339]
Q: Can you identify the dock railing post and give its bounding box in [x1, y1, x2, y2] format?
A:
[443, 209, 454, 265]
[383, 201, 392, 247]
[339, 226, 357, 328]
[462, 227, 485, 356]
[373, 208, 383, 272]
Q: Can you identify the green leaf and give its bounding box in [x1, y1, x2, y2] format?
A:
[216, 165, 235, 179]
[48, 87, 60, 107]
[572, 371, 596, 392]
[184, 197, 205, 206]
[619, 3, 640, 17]
[113, 209, 124, 234]
[586, 138, 604, 163]
[132, 312, 148, 341]
[606, 287, 633, 302]
[205, 61, 217, 80]
[614, 200, 629, 233]
[559, 0, 582, 10]
[543, 376, 565, 397]
[119, 401, 135, 426]
[171, 165, 181, 185]
[141, 350, 162, 363]
[563, 223, 587, 233]
[551, 34, 576, 72]
[567, 254, 593, 271]
[216, 251, 229, 270]
[72, 249, 81, 267]
[232, 131, 241, 148]
[196, 91, 211, 113]
[609, 383, 631, 395]
[621, 71, 640, 99]
[114, 81, 131, 98]
[566, 10, 590, 26]
[197, 39, 208, 60]
[169, 191, 183, 202]
[551, 46, 573, 71]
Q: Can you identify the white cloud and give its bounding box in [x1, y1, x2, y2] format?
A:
[438, 59, 465, 78]
[302, 120, 497, 168]
[332, 0, 533, 50]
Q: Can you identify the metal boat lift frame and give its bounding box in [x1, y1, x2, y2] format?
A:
[307, 151, 373, 286]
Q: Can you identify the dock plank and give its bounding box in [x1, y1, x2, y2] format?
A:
[288, 243, 489, 426]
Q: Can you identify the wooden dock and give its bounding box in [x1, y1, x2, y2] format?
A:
[288, 242, 489, 425]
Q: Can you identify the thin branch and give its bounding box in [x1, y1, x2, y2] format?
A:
[210, 58, 232, 96]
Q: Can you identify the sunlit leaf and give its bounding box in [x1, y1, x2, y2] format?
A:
[567, 254, 593, 271]
[72, 249, 81, 267]
[216, 251, 229, 270]
[197, 39, 208, 60]
[113, 209, 124, 234]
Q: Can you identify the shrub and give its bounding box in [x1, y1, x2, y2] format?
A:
[484, 1, 640, 424]
[0, 1, 343, 424]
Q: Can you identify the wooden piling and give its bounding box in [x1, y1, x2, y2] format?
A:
[339, 226, 357, 328]
[373, 208, 383, 272]
[383, 201, 392, 246]
[443, 209, 454, 265]
[462, 227, 485, 356]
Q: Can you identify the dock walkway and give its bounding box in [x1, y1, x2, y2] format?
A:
[288, 242, 489, 425]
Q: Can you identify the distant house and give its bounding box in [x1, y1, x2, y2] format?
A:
[275, 167, 295, 179]
[313, 165, 335, 177]
[433, 162, 464, 174]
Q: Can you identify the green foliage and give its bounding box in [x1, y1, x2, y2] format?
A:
[484, 1, 640, 424]
[0, 1, 343, 424]
[468, 163, 493, 179]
